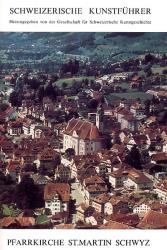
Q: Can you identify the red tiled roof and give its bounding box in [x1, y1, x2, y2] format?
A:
[117, 108, 132, 116]
[0, 125, 5, 133]
[128, 169, 152, 184]
[131, 76, 142, 82]
[138, 210, 167, 229]
[2, 217, 35, 228]
[0, 106, 15, 119]
[84, 175, 105, 186]
[4, 75, 13, 81]
[152, 153, 167, 162]
[109, 213, 140, 227]
[55, 224, 75, 229]
[92, 194, 111, 204]
[65, 118, 101, 140]
[100, 220, 134, 229]
[7, 160, 16, 172]
[44, 183, 70, 202]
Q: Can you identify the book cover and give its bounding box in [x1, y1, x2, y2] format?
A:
[0, 0, 167, 249]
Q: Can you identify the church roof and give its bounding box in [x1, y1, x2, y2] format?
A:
[65, 118, 101, 140]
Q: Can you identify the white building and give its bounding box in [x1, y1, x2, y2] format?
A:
[63, 118, 103, 155]
[44, 183, 70, 215]
[155, 183, 167, 204]
[133, 201, 151, 217]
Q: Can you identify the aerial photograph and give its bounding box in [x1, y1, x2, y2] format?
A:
[0, 32, 167, 229]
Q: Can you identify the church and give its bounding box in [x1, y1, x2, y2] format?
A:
[63, 106, 104, 155]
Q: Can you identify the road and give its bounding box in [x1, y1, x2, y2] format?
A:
[71, 183, 85, 206]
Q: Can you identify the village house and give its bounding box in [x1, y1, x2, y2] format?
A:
[85, 211, 104, 226]
[155, 180, 167, 204]
[75, 204, 95, 223]
[38, 148, 60, 169]
[31, 173, 52, 186]
[4, 75, 14, 85]
[95, 163, 109, 176]
[22, 119, 33, 136]
[44, 183, 70, 215]
[82, 175, 108, 205]
[104, 213, 140, 227]
[13, 149, 37, 166]
[54, 164, 71, 182]
[151, 152, 167, 166]
[0, 106, 17, 123]
[1, 138, 14, 156]
[104, 196, 129, 215]
[7, 121, 22, 136]
[124, 169, 153, 191]
[0, 147, 6, 163]
[133, 199, 152, 217]
[126, 134, 150, 151]
[114, 107, 132, 124]
[109, 168, 129, 189]
[109, 168, 153, 191]
[133, 199, 165, 217]
[120, 115, 142, 131]
[51, 211, 69, 225]
[109, 73, 129, 83]
[91, 194, 111, 214]
[130, 75, 143, 89]
[130, 103, 145, 117]
[76, 203, 88, 223]
[5, 160, 17, 182]
[70, 157, 81, 179]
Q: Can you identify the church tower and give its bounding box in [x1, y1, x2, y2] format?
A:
[96, 103, 104, 133]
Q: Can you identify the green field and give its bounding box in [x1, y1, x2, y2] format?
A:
[152, 65, 167, 74]
[36, 215, 50, 225]
[117, 82, 129, 89]
[54, 76, 95, 88]
[0, 80, 5, 91]
[2, 204, 21, 217]
[107, 92, 152, 102]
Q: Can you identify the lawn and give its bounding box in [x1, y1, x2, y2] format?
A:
[2, 204, 21, 217]
[54, 76, 95, 88]
[116, 82, 129, 90]
[107, 92, 152, 102]
[152, 65, 167, 74]
[36, 215, 50, 225]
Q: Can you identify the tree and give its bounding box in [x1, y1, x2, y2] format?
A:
[162, 69, 167, 75]
[44, 82, 54, 96]
[0, 103, 9, 112]
[14, 175, 43, 209]
[144, 53, 155, 64]
[0, 185, 15, 204]
[144, 99, 151, 116]
[65, 111, 79, 122]
[65, 148, 75, 158]
[29, 78, 40, 90]
[24, 164, 37, 173]
[0, 172, 7, 185]
[88, 99, 99, 109]
[9, 91, 22, 107]
[125, 145, 142, 170]
[37, 86, 45, 102]
[62, 82, 68, 89]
